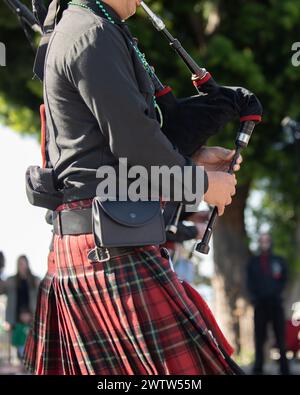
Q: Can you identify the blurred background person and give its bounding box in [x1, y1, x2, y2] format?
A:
[246, 233, 289, 375]
[11, 308, 33, 361]
[0, 255, 40, 361]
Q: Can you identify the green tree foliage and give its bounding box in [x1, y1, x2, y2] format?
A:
[0, 0, 42, 134]
[132, 1, 300, 268]
[131, 0, 300, 178]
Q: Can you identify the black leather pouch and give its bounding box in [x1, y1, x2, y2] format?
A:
[92, 197, 166, 248]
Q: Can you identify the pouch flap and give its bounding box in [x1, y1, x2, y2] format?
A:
[93, 198, 161, 228]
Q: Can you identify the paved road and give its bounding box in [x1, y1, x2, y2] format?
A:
[242, 360, 300, 375]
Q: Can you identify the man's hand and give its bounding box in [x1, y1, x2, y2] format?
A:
[192, 146, 243, 172]
[204, 171, 237, 216]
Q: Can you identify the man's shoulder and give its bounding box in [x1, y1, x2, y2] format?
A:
[54, 7, 121, 48]
[46, 8, 122, 74]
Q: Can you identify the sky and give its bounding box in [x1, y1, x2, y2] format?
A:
[0, 126, 52, 278]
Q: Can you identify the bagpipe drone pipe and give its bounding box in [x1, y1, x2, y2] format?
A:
[140, 1, 263, 253]
[140, 1, 263, 157]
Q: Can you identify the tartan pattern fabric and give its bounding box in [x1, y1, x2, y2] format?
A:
[23, 201, 237, 375]
[56, 199, 94, 212]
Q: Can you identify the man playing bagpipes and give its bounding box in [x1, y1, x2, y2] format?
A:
[9, 0, 262, 374]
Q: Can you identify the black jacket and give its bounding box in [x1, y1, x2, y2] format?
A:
[43, 1, 208, 202]
[246, 253, 288, 304]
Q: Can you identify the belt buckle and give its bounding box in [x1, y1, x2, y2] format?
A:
[97, 247, 111, 263]
[88, 247, 111, 263]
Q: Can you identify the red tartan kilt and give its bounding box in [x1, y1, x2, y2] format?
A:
[24, 226, 238, 375]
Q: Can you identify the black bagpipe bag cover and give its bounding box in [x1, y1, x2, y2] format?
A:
[157, 81, 263, 156]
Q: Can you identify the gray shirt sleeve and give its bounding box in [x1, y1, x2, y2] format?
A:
[66, 23, 208, 202]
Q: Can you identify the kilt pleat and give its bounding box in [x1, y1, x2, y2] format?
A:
[24, 232, 237, 375]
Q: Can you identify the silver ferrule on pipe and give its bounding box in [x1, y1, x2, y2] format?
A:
[237, 132, 251, 146]
[140, 1, 165, 31]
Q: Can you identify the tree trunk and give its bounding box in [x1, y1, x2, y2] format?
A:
[285, 212, 300, 316]
[212, 183, 253, 357]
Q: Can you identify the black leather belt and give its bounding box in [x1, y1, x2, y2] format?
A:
[53, 208, 93, 235]
[52, 207, 141, 262]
